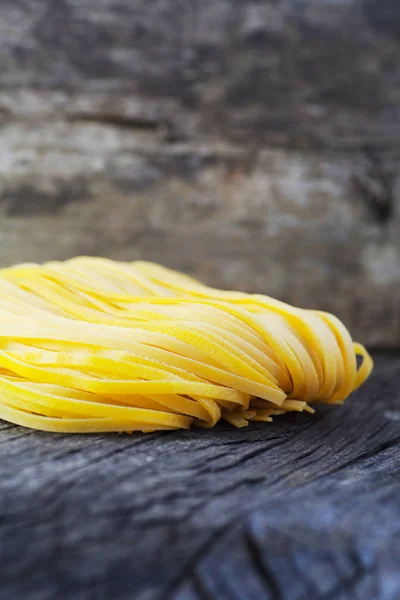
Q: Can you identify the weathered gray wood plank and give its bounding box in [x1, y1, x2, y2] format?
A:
[1, 0, 400, 149]
[0, 353, 398, 599]
[0, 0, 399, 347]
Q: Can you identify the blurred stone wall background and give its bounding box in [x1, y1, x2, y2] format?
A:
[0, 0, 399, 347]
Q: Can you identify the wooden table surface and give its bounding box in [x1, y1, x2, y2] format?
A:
[0, 353, 398, 600]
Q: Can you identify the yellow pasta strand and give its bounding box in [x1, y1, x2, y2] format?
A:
[0, 257, 373, 433]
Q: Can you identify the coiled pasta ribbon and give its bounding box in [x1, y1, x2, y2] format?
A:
[0, 257, 373, 433]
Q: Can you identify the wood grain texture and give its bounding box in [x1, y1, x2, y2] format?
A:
[0, 0, 399, 347]
[0, 353, 398, 600]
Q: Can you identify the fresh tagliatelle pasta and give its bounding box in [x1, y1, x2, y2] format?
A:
[0, 257, 373, 433]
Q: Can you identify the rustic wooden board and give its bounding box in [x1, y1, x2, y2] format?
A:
[0, 0, 399, 347]
[0, 353, 398, 600]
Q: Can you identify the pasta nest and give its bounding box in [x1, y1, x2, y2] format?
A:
[0, 258, 373, 433]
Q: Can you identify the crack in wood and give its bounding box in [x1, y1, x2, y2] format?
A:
[66, 112, 162, 133]
[352, 145, 395, 224]
[244, 529, 283, 600]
